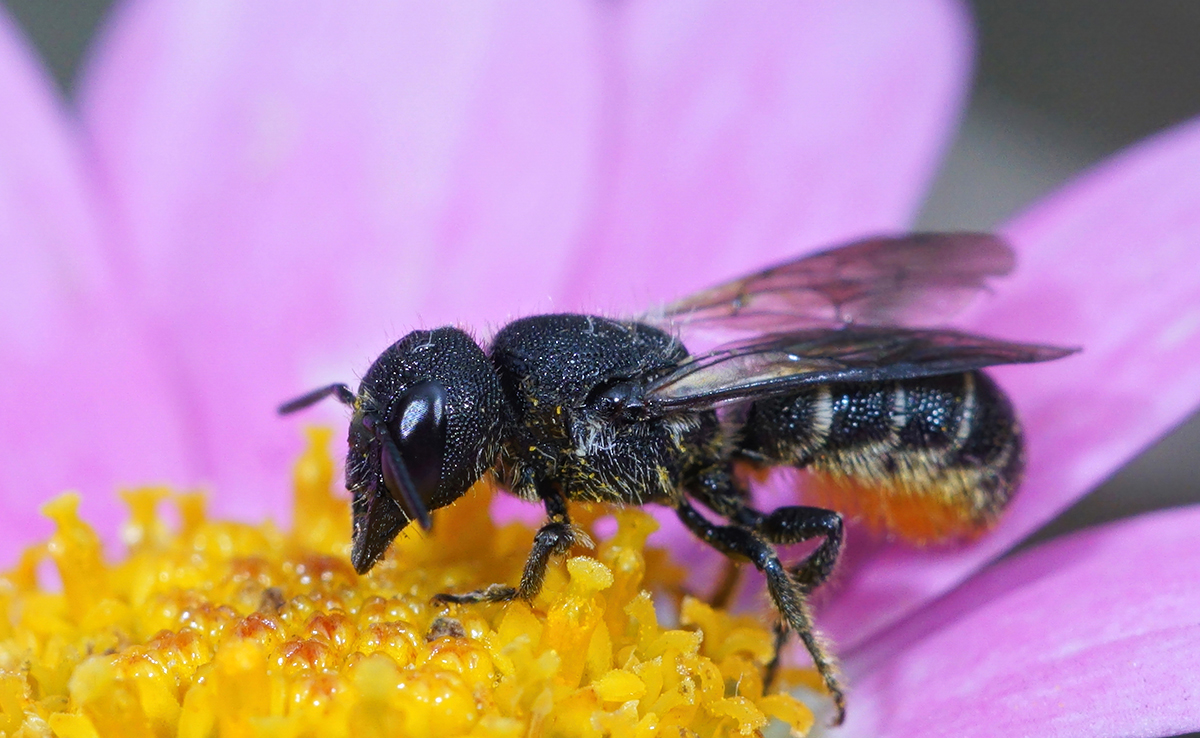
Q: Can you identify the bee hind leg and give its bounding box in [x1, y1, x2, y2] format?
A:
[674, 501, 846, 726]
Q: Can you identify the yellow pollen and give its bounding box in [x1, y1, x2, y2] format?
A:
[0, 428, 814, 737]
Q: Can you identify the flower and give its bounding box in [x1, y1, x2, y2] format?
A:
[4, 429, 819, 737]
[2, 1, 1199, 736]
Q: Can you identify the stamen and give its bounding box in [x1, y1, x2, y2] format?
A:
[0, 428, 816, 737]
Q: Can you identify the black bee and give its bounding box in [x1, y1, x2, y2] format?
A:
[280, 233, 1075, 724]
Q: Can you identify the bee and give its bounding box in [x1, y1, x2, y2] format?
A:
[280, 233, 1075, 724]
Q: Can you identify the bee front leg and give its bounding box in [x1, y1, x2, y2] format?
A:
[674, 501, 846, 725]
[432, 484, 575, 605]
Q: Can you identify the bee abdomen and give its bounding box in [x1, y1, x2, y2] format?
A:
[739, 371, 1023, 542]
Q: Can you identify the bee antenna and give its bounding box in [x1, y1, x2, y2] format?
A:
[278, 383, 356, 414]
[366, 414, 435, 531]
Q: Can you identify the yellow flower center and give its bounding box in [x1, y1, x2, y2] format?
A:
[0, 428, 815, 737]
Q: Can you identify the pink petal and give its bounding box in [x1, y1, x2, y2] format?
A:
[823, 115, 1200, 650]
[79, 0, 605, 518]
[843, 505, 1200, 738]
[560, 0, 972, 313]
[77, 1, 971, 524]
[0, 7, 186, 561]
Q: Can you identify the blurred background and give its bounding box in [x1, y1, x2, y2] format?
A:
[4, 0, 1198, 552]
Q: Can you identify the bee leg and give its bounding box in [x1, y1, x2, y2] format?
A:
[430, 582, 518, 605]
[691, 469, 844, 604]
[432, 485, 574, 605]
[686, 468, 749, 607]
[765, 621, 787, 686]
[743, 506, 844, 593]
[730, 504, 844, 702]
[674, 501, 846, 726]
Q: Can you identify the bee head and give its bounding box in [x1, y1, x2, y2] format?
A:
[281, 327, 507, 574]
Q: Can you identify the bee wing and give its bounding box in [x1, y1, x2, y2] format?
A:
[643, 327, 1078, 412]
[648, 233, 1015, 331]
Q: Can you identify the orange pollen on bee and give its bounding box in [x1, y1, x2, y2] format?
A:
[806, 470, 995, 544]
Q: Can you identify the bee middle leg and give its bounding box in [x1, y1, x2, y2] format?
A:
[674, 500, 846, 725]
[690, 471, 844, 609]
[727, 503, 845, 698]
[433, 485, 575, 605]
[738, 505, 844, 593]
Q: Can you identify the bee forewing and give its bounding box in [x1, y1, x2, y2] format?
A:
[644, 327, 1078, 411]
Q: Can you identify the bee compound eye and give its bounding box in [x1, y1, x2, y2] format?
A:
[392, 380, 448, 505]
